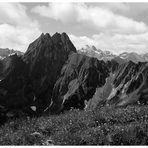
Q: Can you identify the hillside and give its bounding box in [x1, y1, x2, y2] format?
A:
[0, 105, 148, 145]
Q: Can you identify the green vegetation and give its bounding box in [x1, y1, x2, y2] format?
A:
[0, 105, 148, 145]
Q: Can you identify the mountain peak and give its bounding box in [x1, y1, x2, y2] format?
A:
[52, 32, 61, 38]
[52, 32, 70, 41]
[78, 45, 115, 61]
[23, 32, 76, 63]
[51, 32, 69, 40]
[39, 33, 51, 40]
[61, 32, 69, 37]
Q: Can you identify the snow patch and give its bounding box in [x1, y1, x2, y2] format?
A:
[30, 106, 36, 112]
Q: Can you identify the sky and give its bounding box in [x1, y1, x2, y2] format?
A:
[1, 2, 148, 54]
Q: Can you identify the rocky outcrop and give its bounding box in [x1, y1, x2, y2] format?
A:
[0, 32, 77, 117]
[106, 59, 119, 73]
[86, 60, 148, 110]
[22, 32, 76, 112]
[108, 61, 148, 106]
[49, 53, 109, 113]
[0, 54, 30, 116]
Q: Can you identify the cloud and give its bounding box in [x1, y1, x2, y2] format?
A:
[32, 3, 148, 54]
[0, 3, 41, 52]
[32, 3, 79, 24]
[98, 3, 130, 12]
[32, 3, 148, 34]
[69, 34, 96, 49]
[69, 33, 148, 54]
[1, 3, 148, 54]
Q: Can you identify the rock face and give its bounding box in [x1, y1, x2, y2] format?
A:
[107, 61, 148, 106]
[106, 59, 119, 73]
[0, 54, 30, 115]
[50, 53, 109, 113]
[86, 60, 148, 110]
[0, 32, 76, 117]
[23, 32, 76, 112]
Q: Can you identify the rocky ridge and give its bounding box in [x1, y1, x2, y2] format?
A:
[0, 32, 148, 120]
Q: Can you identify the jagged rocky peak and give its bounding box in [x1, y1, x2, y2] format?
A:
[51, 32, 77, 53]
[52, 32, 69, 42]
[23, 32, 76, 63]
[22, 32, 77, 110]
[23, 33, 52, 63]
[23, 32, 77, 78]
[0, 32, 77, 117]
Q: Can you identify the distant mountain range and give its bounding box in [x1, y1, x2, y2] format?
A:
[119, 52, 148, 63]
[0, 45, 148, 64]
[78, 45, 148, 63]
[78, 45, 115, 61]
[0, 48, 23, 59]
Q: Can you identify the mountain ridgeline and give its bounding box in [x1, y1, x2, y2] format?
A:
[0, 32, 148, 118]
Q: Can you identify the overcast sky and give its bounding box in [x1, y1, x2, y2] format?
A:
[1, 2, 148, 54]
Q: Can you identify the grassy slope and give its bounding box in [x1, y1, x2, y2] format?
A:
[0, 105, 148, 145]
